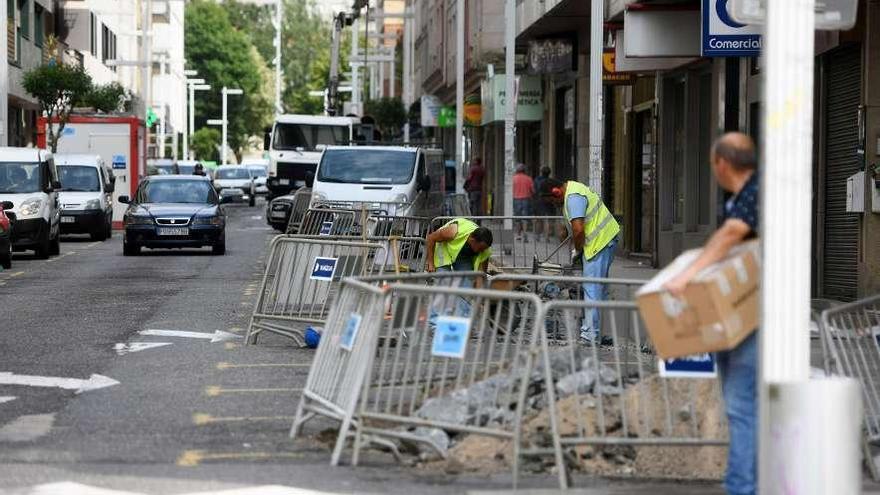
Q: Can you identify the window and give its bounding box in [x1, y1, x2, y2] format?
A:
[18, 0, 28, 39]
[101, 23, 108, 62]
[89, 13, 96, 56]
[33, 3, 42, 46]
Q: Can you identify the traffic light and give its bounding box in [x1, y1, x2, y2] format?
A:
[146, 108, 158, 128]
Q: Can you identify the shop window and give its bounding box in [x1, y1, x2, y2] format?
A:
[33, 3, 42, 46]
[18, 0, 28, 39]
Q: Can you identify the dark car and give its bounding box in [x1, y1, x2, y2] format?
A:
[119, 175, 226, 256]
[0, 200, 13, 268]
[266, 193, 296, 232]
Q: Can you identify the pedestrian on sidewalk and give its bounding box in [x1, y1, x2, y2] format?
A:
[464, 158, 485, 216]
[533, 166, 552, 241]
[664, 132, 759, 495]
[540, 177, 620, 345]
[513, 164, 535, 239]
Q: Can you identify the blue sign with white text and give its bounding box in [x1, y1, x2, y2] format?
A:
[340, 313, 362, 351]
[310, 256, 338, 281]
[702, 0, 761, 57]
[319, 221, 333, 236]
[659, 353, 717, 378]
[112, 155, 127, 169]
[432, 316, 471, 359]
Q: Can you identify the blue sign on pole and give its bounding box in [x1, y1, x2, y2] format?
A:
[659, 353, 717, 378]
[310, 256, 338, 281]
[702, 0, 762, 57]
[319, 221, 333, 236]
[112, 155, 127, 170]
[431, 316, 471, 359]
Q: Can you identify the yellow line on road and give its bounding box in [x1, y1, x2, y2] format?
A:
[205, 385, 302, 397]
[216, 362, 310, 370]
[192, 413, 294, 425]
[9, 271, 24, 277]
[177, 449, 305, 467]
[46, 252, 76, 263]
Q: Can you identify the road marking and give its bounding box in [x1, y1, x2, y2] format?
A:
[46, 251, 76, 263]
[192, 413, 294, 425]
[205, 386, 302, 397]
[0, 372, 119, 393]
[0, 396, 16, 404]
[114, 342, 173, 355]
[20, 482, 146, 495]
[9, 271, 24, 277]
[139, 329, 241, 342]
[216, 362, 310, 370]
[86, 241, 101, 248]
[19, 482, 341, 495]
[0, 413, 55, 442]
[224, 342, 240, 350]
[228, 326, 244, 333]
[176, 449, 305, 467]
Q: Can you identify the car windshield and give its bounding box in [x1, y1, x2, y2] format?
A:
[0, 162, 42, 194]
[317, 149, 416, 185]
[177, 164, 196, 175]
[141, 180, 216, 204]
[272, 123, 348, 151]
[247, 166, 267, 178]
[59, 165, 100, 192]
[216, 168, 250, 179]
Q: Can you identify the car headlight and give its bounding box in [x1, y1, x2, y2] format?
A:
[84, 199, 102, 210]
[124, 215, 154, 226]
[312, 191, 327, 202]
[193, 215, 224, 226]
[393, 194, 409, 203]
[19, 198, 43, 218]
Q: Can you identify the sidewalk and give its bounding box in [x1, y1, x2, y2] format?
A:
[469, 480, 880, 495]
[610, 256, 658, 281]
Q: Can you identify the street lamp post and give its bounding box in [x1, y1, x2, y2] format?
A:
[220, 87, 244, 166]
[183, 77, 206, 160]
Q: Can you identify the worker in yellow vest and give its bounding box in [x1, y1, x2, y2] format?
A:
[540, 178, 620, 344]
[425, 218, 493, 274]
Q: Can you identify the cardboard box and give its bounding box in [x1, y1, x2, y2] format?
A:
[636, 240, 760, 359]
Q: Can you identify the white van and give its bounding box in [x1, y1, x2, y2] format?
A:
[55, 154, 115, 241]
[0, 147, 62, 258]
[310, 146, 445, 217]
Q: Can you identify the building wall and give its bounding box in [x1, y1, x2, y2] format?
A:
[863, 0, 880, 297]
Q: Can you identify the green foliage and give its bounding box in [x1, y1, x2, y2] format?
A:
[22, 63, 93, 152]
[185, 0, 272, 159]
[191, 127, 221, 162]
[364, 97, 407, 138]
[81, 82, 128, 113]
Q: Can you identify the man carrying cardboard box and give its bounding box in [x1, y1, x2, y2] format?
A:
[665, 132, 759, 495]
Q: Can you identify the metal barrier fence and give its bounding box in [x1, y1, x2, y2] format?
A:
[443, 193, 471, 217]
[297, 208, 359, 236]
[820, 294, 880, 481]
[430, 216, 571, 272]
[283, 188, 312, 234]
[313, 194, 426, 217]
[245, 237, 390, 345]
[367, 215, 432, 238]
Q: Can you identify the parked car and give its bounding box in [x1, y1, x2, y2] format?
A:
[266, 193, 296, 231]
[213, 166, 256, 207]
[119, 175, 226, 256]
[0, 147, 62, 259]
[146, 158, 179, 176]
[245, 163, 269, 195]
[176, 160, 202, 175]
[56, 154, 115, 241]
[0, 200, 14, 269]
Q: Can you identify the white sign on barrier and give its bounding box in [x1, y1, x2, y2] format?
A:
[310, 257, 338, 281]
[658, 353, 717, 378]
[319, 221, 333, 236]
[340, 313, 362, 351]
[431, 316, 471, 359]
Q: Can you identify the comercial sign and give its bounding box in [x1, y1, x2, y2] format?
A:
[527, 39, 574, 74]
[480, 75, 543, 125]
[420, 95, 442, 127]
[602, 49, 636, 85]
[702, 0, 762, 57]
[310, 256, 338, 281]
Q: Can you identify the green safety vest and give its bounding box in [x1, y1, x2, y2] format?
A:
[433, 218, 492, 271]
[563, 181, 620, 260]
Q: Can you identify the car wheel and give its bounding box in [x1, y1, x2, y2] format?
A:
[49, 231, 61, 256]
[1, 245, 11, 269]
[212, 237, 226, 255]
[123, 240, 140, 256]
[248, 194, 256, 207]
[34, 229, 50, 259]
[103, 217, 113, 240]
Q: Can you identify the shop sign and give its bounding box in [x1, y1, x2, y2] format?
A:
[602, 49, 636, 85]
[527, 39, 574, 74]
[421, 95, 443, 127]
[702, 0, 762, 57]
[480, 75, 543, 125]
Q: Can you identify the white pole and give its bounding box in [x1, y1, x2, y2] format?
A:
[351, 18, 360, 110]
[184, 83, 193, 159]
[0, 0, 8, 146]
[402, 7, 411, 142]
[759, 0, 815, 491]
[221, 86, 228, 166]
[390, 52, 396, 98]
[274, 0, 283, 114]
[588, 0, 603, 192]
[142, 0, 153, 157]
[378, 59, 385, 98]
[454, 0, 465, 194]
[503, 0, 516, 222]
[158, 55, 167, 157]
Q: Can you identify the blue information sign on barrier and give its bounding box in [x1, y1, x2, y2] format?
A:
[310, 256, 338, 281]
[659, 353, 717, 378]
[431, 316, 471, 359]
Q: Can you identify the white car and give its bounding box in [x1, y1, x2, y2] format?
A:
[0, 147, 62, 258]
[213, 165, 256, 207]
[56, 154, 115, 241]
[245, 163, 269, 195]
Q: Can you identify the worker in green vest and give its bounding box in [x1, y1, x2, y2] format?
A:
[425, 218, 493, 274]
[540, 178, 620, 344]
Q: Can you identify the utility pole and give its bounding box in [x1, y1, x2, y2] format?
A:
[141, 0, 153, 158]
[158, 54, 167, 157]
[503, 0, 515, 221]
[0, 0, 7, 146]
[402, 5, 412, 142]
[454, 0, 464, 194]
[351, 17, 360, 113]
[273, 0, 283, 114]
[220, 87, 243, 166]
[588, 0, 603, 192]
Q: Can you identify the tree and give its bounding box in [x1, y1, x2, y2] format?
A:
[22, 63, 92, 152]
[185, 0, 272, 159]
[364, 97, 407, 139]
[190, 128, 220, 162]
[80, 82, 128, 113]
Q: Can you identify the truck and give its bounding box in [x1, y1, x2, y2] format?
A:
[264, 114, 361, 199]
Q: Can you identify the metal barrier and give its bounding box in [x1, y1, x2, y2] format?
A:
[245, 237, 391, 345]
[820, 294, 880, 481]
[443, 193, 471, 217]
[430, 215, 571, 272]
[298, 208, 359, 236]
[367, 215, 432, 238]
[522, 299, 728, 488]
[283, 188, 312, 234]
[313, 195, 423, 217]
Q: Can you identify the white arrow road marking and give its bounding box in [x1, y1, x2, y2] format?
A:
[24, 482, 146, 495]
[139, 329, 242, 343]
[113, 342, 173, 356]
[0, 396, 16, 404]
[0, 372, 119, 394]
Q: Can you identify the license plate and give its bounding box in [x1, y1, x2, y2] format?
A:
[157, 227, 189, 236]
[278, 179, 290, 185]
[294, 180, 306, 187]
[61, 216, 75, 223]
[270, 211, 287, 218]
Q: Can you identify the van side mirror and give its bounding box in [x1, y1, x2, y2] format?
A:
[417, 175, 431, 192]
[118, 196, 130, 204]
[106, 182, 115, 193]
[0, 201, 13, 210]
[50, 181, 62, 192]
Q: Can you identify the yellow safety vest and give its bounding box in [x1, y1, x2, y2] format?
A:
[433, 218, 492, 271]
[563, 181, 620, 260]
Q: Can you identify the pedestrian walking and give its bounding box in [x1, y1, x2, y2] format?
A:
[425, 217, 493, 274]
[664, 132, 759, 495]
[512, 164, 535, 238]
[540, 177, 620, 344]
[464, 158, 485, 215]
[533, 166, 552, 241]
